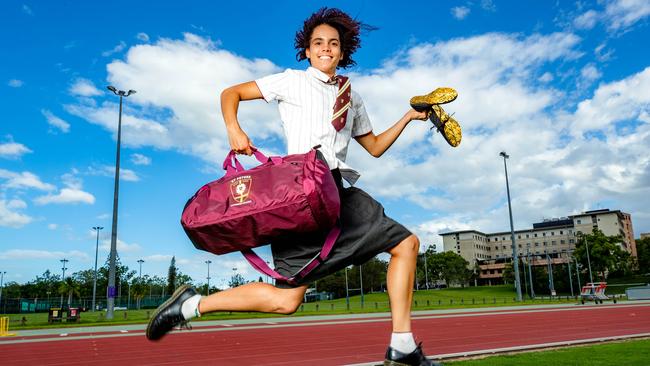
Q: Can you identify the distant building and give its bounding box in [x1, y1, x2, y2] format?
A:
[640, 233, 650, 240]
[440, 209, 636, 285]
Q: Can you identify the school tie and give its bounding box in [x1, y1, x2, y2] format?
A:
[329, 75, 351, 131]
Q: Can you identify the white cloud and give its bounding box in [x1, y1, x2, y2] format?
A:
[572, 66, 650, 134]
[605, 0, 650, 32]
[451, 6, 471, 20]
[573, 9, 599, 30]
[69, 78, 102, 97]
[130, 153, 151, 165]
[538, 72, 553, 83]
[99, 238, 142, 253]
[22, 5, 33, 15]
[87, 165, 140, 182]
[580, 63, 602, 82]
[594, 43, 614, 62]
[8, 79, 23, 87]
[48, 223, 58, 230]
[0, 169, 55, 191]
[136, 32, 150, 42]
[0, 199, 32, 228]
[34, 171, 95, 205]
[480, 0, 496, 12]
[0, 141, 32, 159]
[67, 33, 281, 166]
[0, 249, 89, 261]
[34, 188, 95, 205]
[41, 109, 70, 133]
[102, 41, 127, 57]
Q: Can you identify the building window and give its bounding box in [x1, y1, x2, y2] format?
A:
[543, 232, 546, 237]
[561, 240, 565, 244]
[518, 235, 521, 239]
[577, 219, 581, 224]
[569, 239, 575, 244]
[526, 234, 530, 238]
[552, 241, 557, 245]
[535, 242, 540, 247]
[534, 233, 538, 237]
[543, 242, 547, 246]
[560, 231, 563, 235]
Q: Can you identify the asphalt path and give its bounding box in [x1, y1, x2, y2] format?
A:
[1, 301, 649, 365]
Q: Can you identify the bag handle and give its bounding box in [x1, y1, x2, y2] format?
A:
[241, 221, 341, 285]
[222, 148, 282, 177]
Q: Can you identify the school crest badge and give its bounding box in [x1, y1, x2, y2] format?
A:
[229, 175, 252, 205]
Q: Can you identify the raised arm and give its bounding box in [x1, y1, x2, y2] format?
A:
[221, 81, 264, 155]
[354, 109, 428, 158]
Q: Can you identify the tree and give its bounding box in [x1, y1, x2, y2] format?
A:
[502, 263, 514, 284]
[167, 256, 177, 294]
[635, 237, 650, 274]
[58, 277, 81, 308]
[429, 252, 471, 287]
[131, 277, 148, 309]
[574, 229, 631, 280]
[229, 273, 246, 287]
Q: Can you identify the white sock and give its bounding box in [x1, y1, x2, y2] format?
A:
[390, 332, 417, 354]
[180, 294, 202, 320]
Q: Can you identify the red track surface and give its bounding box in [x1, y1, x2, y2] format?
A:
[1, 304, 649, 365]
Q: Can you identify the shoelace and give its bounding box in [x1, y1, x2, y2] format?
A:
[175, 320, 192, 331]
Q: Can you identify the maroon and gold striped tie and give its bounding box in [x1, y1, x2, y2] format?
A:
[330, 75, 351, 131]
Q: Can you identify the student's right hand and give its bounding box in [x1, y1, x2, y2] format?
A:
[227, 126, 254, 155]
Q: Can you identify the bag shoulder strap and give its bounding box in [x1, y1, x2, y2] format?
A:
[241, 221, 341, 285]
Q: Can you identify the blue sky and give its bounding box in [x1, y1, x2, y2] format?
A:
[1, 1, 649, 287]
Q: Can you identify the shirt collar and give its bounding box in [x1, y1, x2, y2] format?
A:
[307, 66, 336, 83]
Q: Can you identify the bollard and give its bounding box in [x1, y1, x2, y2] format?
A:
[21, 317, 27, 326]
[316, 304, 319, 311]
[415, 300, 418, 307]
[493, 297, 496, 304]
[124, 312, 127, 320]
[301, 305, 304, 312]
[461, 298, 464, 304]
[331, 304, 334, 310]
[438, 300, 441, 305]
[146, 311, 150, 319]
[472, 298, 475, 305]
[427, 300, 430, 307]
[483, 298, 486, 304]
[450, 299, 453, 305]
[375, 302, 378, 309]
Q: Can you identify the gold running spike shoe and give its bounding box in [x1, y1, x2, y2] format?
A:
[429, 105, 462, 147]
[409, 87, 458, 112]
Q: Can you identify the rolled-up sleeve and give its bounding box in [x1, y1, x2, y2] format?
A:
[255, 69, 292, 103]
[351, 92, 373, 137]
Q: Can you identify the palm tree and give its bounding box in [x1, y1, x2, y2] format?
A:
[131, 279, 148, 309]
[58, 277, 81, 308]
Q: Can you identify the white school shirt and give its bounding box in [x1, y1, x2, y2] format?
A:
[255, 67, 373, 185]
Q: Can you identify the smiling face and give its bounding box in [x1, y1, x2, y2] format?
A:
[305, 24, 343, 77]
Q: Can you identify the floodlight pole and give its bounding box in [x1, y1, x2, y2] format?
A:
[92, 226, 103, 312]
[106, 86, 136, 320]
[205, 260, 212, 295]
[500, 151, 522, 302]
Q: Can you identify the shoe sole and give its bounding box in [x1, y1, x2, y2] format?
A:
[410, 87, 458, 112]
[430, 105, 462, 147]
[146, 284, 191, 341]
[383, 361, 412, 366]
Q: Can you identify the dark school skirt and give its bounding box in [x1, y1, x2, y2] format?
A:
[271, 169, 413, 289]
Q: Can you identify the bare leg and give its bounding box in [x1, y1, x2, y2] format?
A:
[198, 282, 308, 315]
[386, 234, 420, 332]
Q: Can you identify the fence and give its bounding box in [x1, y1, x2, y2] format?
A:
[0, 295, 171, 314]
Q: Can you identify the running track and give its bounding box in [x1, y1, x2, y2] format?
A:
[1, 302, 649, 365]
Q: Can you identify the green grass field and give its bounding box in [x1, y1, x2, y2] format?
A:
[1, 285, 591, 330]
[448, 338, 650, 365]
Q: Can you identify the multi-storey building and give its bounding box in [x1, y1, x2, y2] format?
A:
[440, 209, 636, 284]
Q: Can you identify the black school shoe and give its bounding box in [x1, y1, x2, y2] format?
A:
[146, 284, 198, 341]
[384, 343, 442, 366]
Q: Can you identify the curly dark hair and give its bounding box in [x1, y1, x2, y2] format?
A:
[294, 7, 376, 69]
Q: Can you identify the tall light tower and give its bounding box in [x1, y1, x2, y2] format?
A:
[106, 86, 136, 320]
[137, 259, 145, 279]
[92, 226, 103, 312]
[499, 151, 522, 302]
[205, 260, 212, 295]
[0, 271, 6, 309]
[60, 258, 69, 308]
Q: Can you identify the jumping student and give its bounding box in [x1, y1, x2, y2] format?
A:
[147, 8, 441, 366]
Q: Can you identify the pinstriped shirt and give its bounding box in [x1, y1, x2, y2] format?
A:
[255, 67, 373, 185]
